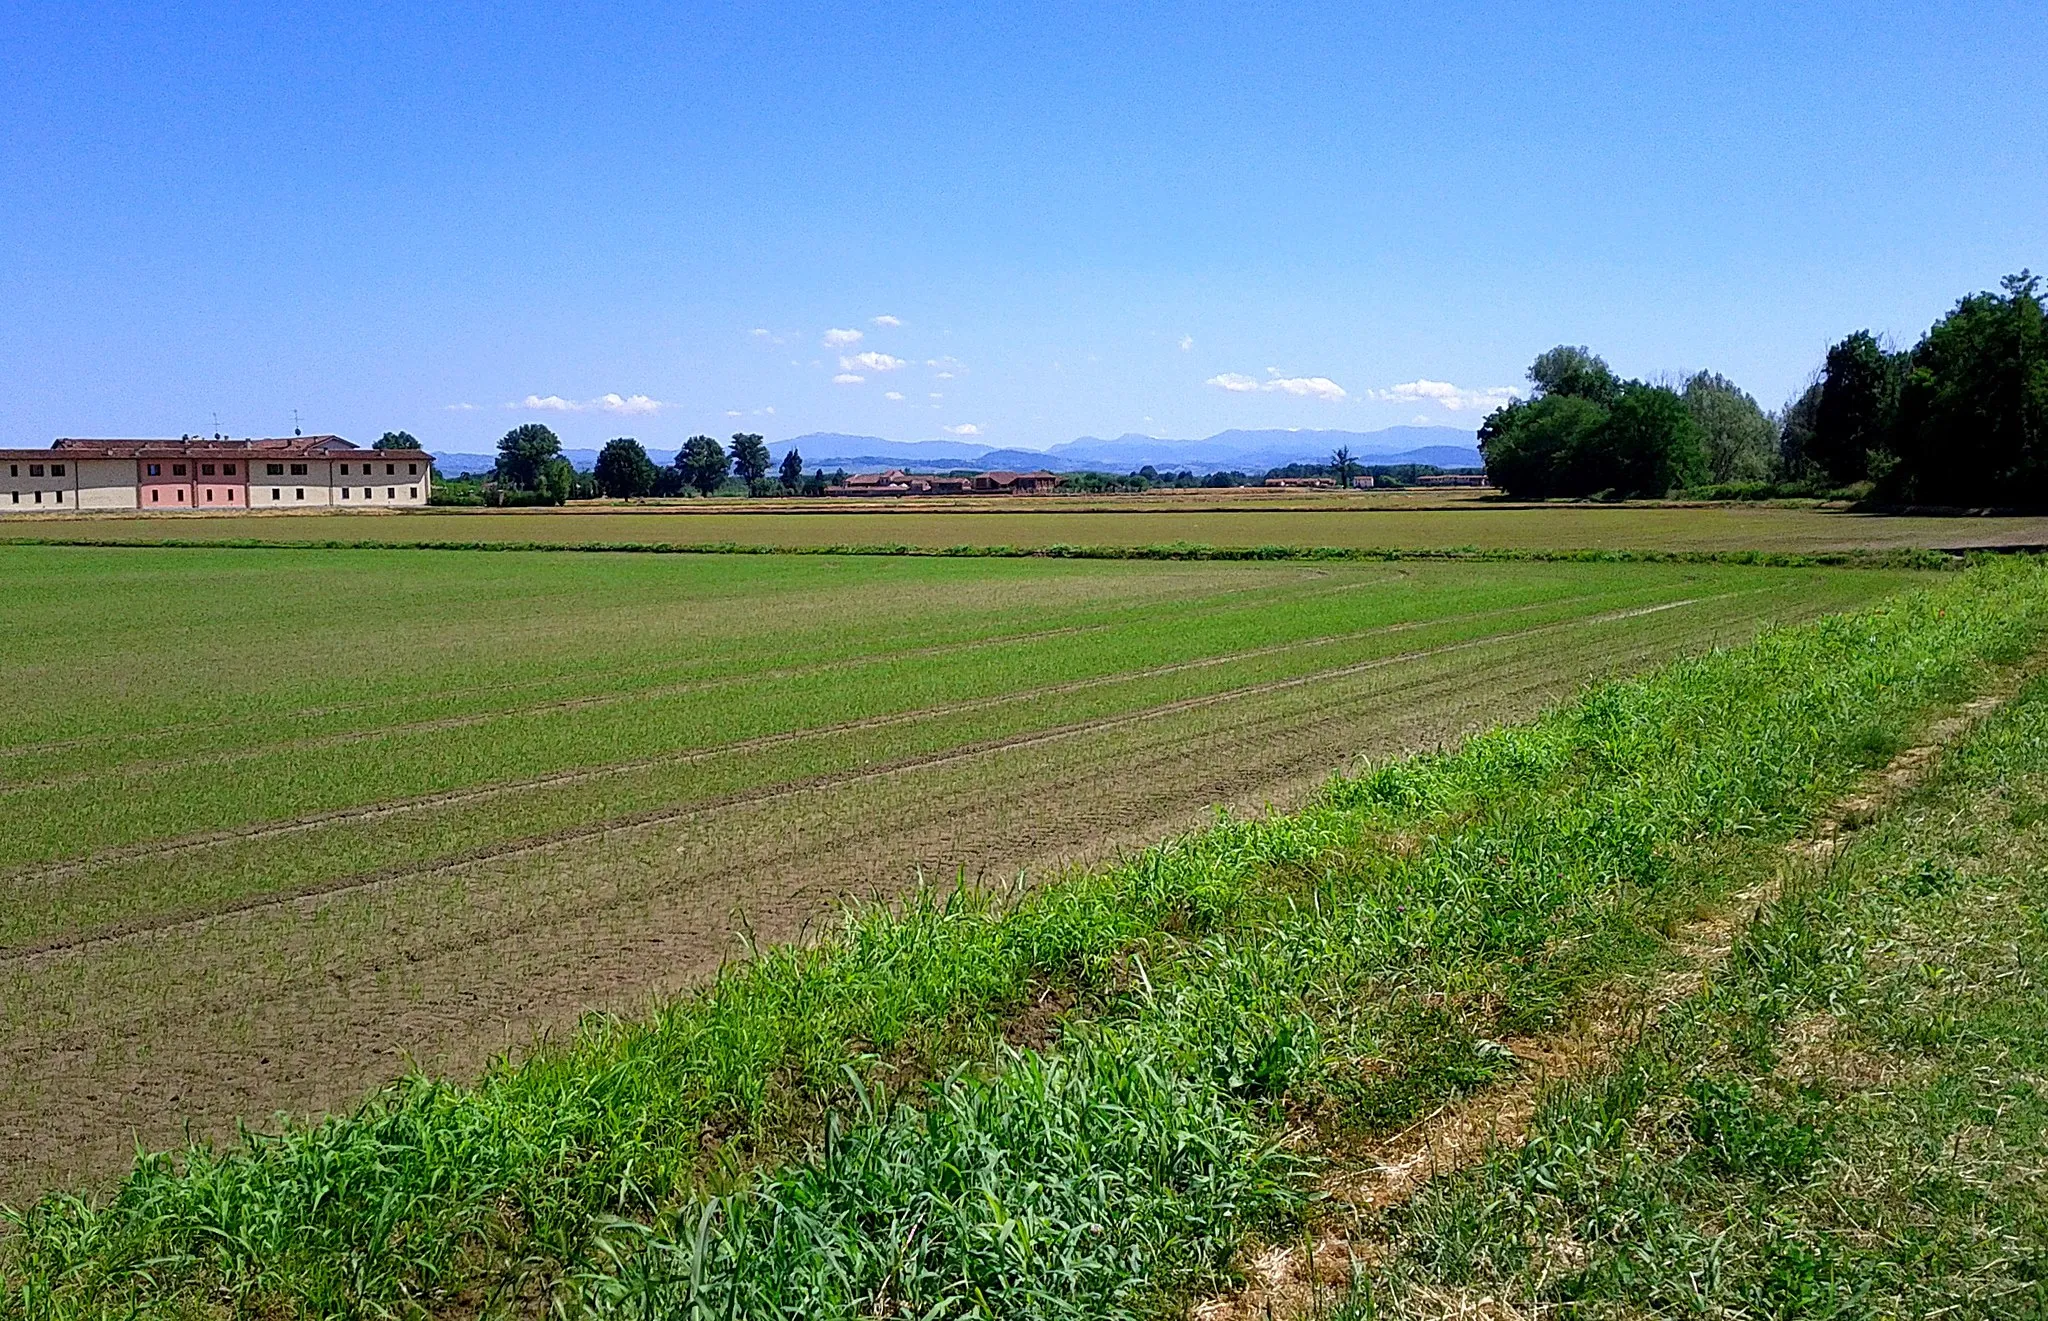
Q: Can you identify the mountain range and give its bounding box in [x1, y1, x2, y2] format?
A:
[430, 425, 1483, 477]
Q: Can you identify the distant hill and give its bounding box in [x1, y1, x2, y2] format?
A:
[429, 425, 1483, 479]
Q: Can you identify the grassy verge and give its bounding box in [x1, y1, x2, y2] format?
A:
[1350, 666, 2048, 1317]
[0, 534, 1960, 568]
[5, 560, 2046, 1319]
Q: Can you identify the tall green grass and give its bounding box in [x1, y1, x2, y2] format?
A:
[6, 559, 2045, 1319]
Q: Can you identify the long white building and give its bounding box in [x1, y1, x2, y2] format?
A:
[0, 436, 434, 513]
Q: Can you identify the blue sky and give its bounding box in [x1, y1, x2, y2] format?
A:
[2, 1, 2042, 455]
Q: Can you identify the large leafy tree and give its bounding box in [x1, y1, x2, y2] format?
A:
[1777, 379, 1824, 479]
[729, 433, 772, 485]
[1808, 331, 1902, 484]
[1682, 372, 1777, 484]
[778, 448, 804, 490]
[496, 423, 562, 490]
[373, 431, 423, 451]
[1589, 382, 1707, 496]
[1527, 345, 1622, 406]
[677, 435, 731, 496]
[535, 456, 575, 506]
[1481, 349, 1704, 499]
[1480, 394, 1608, 498]
[1886, 272, 2048, 506]
[1330, 446, 1356, 486]
[594, 437, 658, 499]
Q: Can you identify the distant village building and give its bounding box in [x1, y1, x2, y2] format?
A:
[827, 468, 1057, 496]
[0, 436, 433, 513]
[1414, 473, 1491, 488]
[1351, 475, 1375, 488]
[1263, 476, 1335, 489]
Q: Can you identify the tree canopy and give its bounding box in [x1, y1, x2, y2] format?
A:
[1884, 272, 2048, 506]
[372, 431, 422, 451]
[677, 435, 731, 496]
[730, 433, 771, 485]
[594, 437, 658, 499]
[1682, 372, 1776, 484]
[779, 448, 804, 490]
[495, 424, 561, 490]
[1478, 349, 1704, 498]
[1807, 330, 1903, 485]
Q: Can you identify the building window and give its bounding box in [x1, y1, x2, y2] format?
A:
[289, 464, 307, 476]
[6, 465, 15, 477]
[201, 464, 216, 476]
[383, 463, 394, 475]
[34, 491, 42, 504]
[29, 465, 43, 477]
[55, 490, 63, 503]
[272, 488, 281, 500]
[295, 488, 304, 500]
[224, 464, 237, 475]
[228, 490, 236, 501]
[177, 489, 186, 502]
[387, 487, 396, 499]
[340, 488, 350, 499]
[172, 464, 187, 476]
[51, 464, 64, 476]
[339, 463, 350, 475]
[151, 490, 159, 503]
[9, 491, 16, 504]
[408, 463, 419, 475]
[147, 463, 161, 477]
[409, 486, 419, 499]
[205, 489, 214, 501]
[267, 463, 284, 476]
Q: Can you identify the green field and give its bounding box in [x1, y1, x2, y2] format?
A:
[0, 545, 1923, 1196]
[6, 556, 2044, 1320]
[8, 497, 2048, 552]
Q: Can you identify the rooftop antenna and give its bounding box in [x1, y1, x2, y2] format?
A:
[293, 409, 302, 437]
[212, 411, 221, 441]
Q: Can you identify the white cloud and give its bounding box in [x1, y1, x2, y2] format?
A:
[1206, 371, 1348, 401]
[749, 328, 789, 346]
[726, 409, 744, 417]
[871, 314, 902, 327]
[832, 373, 865, 385]
[824, 327, 864, 347]
[1368, 379, 1521, 412]
[594, 392, 663, 415]
[443, 402, 479, 412]
[942, 423, 982, 436]
[1413, 414, 1433, 424]
[1178, 335, 1194, 352]
[843, 351, 906, 372]
[1263, 375, 1348, 401]
[933, 371, 955, 380]
[929, 392, 943, 399]
[884, 391, 905, 401]
[512, 392, 665, 414]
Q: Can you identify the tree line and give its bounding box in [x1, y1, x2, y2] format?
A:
[1480, 271, 2046, 505]
[465, 427, 833, 504]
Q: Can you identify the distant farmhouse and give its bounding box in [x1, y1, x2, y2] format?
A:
[827, 468, 1058, 496]
[0, 436, 432, 513]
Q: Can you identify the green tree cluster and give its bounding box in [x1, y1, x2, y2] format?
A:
[1781, 272, 2048, 505]
[372, 431, 423, 451]
[1478, 347, 1707, 498]
[594, 437, 658, 499]
[492, 424, 573, 505]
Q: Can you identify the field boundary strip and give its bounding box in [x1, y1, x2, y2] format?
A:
[0, 591, 1737, 963]
[0, 533, 1963, 567]
[1190, 655, 2046, 1321]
